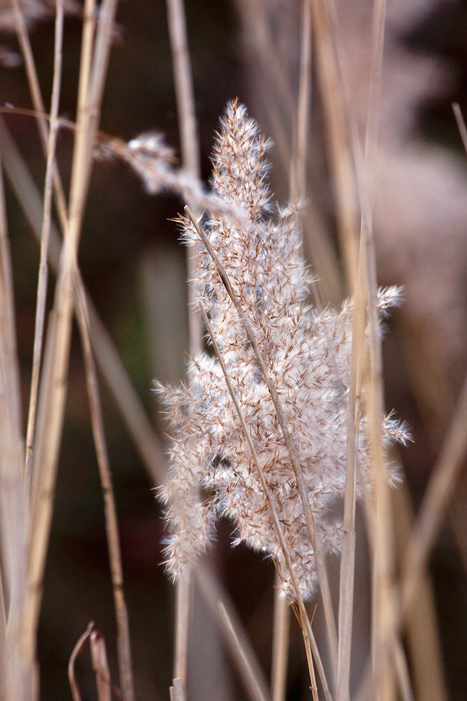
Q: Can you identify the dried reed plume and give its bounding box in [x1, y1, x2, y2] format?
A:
[155, 100, 410, 602]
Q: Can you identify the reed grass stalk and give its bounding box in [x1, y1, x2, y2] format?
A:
[199, 301, 332, 701]
[24, 0, 64, 503]
[75, 282, 135, 701]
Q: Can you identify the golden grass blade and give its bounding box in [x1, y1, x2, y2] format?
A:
[363, 6, 395, 697]
[1, 116, 273, 701]
[77, 0, 97, 135]
[271, 574, 289, 701]
[336, 253, 366, 701]
[74, 282, 135, 701]
[24, 0, 65, 502]
[68, 622, 94, 701]
[365, 214, 394, 701]
[327, 2, 396, 696]
[189, 206, 338, 683]
[291, 0, 312, 204]
[298, 607, 319, 701]
[90, 628, 112, 701]
[199, 301, 332, 701]
[309, 0, 359, 292]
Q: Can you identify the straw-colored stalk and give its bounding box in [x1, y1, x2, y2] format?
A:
[24, 0, 64, 503]
[271, 574, 290, 701]
[11, 0, 69, 226]
[309, 0, 359, 292]
[336, 250, 365, 701]
[166, 0, 203, 691]
[74, 283, 135, 701]
[68, 622, 112, 701]
[188, 207, 338, 690]
[270, 5, 312, 696]
[199, 302, 331, 701]
[0, 139, 28, 701]
[22, 0, 119, 681]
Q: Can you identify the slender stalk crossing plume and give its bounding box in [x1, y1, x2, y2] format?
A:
[156, 100, 409, 602]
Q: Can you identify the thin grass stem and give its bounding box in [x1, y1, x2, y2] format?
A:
[392, 638, 414, 701]
[90, 628, 112, 701]
[297, 607, 318, 701]
[24, 0, 120, 672]
[309, 0, 359, 292]
[166, 0, 200, 179]
[173, 572, 191, 694]
[218, 602, 270, 701]
[11, 0, 69, 229]
[199, 301, 332, 701]
[0, 144, 28, 701]
[362, 5, 394, 697]
[291, 0, 312, 204]
[355, 305, 467, 701]
[68, 622, 95, 701]
[74, 281, 135, 701]
[271, 573, 289, 701]
[24, 0, 65, 504]
[166, 0, 202, 689]
[336, 249, 366, 701]
[11, 0, 48, 148]
[195, 563, 271, 701]
[189, 205, 338, 683]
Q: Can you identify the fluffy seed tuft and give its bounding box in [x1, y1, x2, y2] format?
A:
[156, 101, 410, 602]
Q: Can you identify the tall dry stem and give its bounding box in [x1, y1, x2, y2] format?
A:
[166, 0, 202, 690]
[0, 145, 28, 701]
[75, 283, 135, 701]
[23, 0, 119, 680]
[24, 0, 64, 502]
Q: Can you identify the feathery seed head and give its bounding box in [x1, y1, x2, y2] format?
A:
[156, 101, 410, 602]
